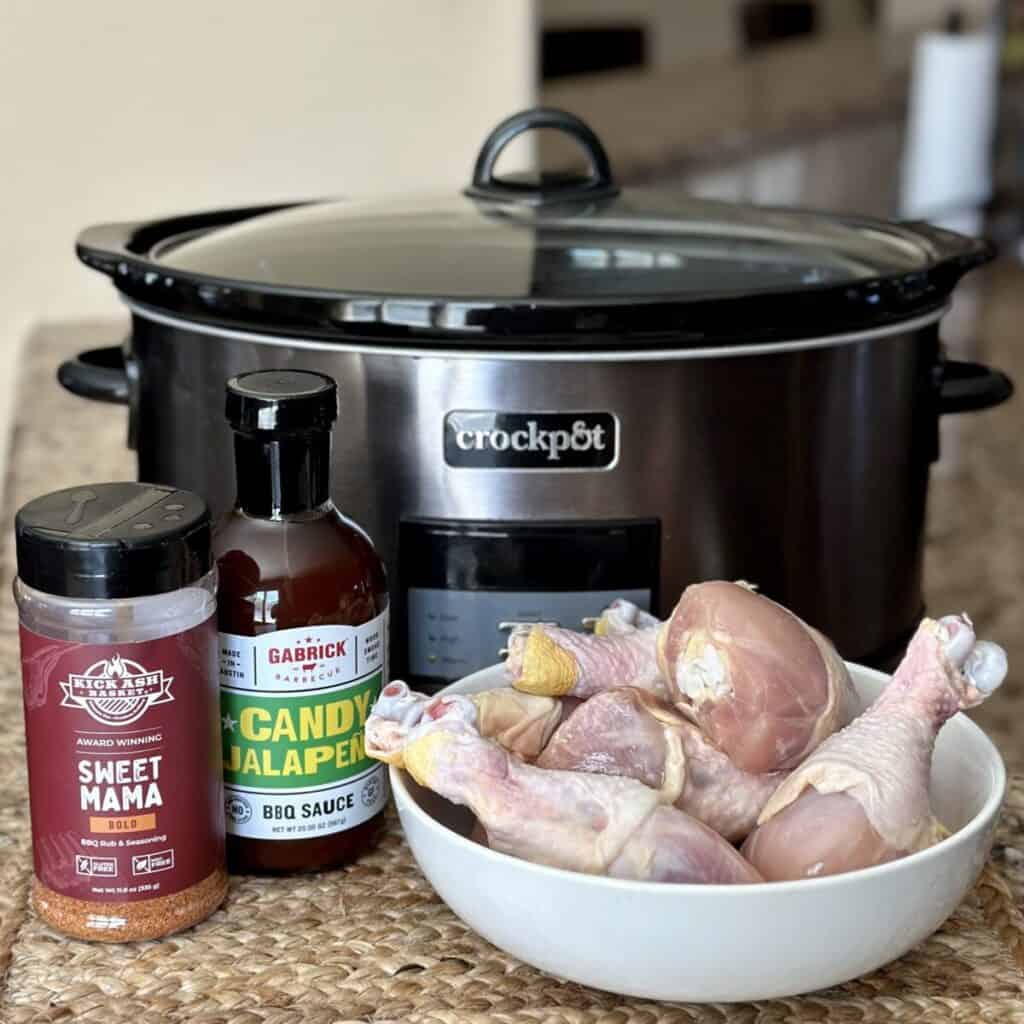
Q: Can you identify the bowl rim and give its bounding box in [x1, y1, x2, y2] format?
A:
[389, 660, 1007, 894]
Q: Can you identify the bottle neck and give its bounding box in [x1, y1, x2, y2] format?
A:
[233, 430, 332, 517]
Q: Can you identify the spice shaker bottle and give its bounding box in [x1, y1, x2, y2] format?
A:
[15, 483, 227, 941]
[215, 370, 389, 874]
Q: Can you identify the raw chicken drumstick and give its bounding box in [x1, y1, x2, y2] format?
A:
[583, 598, 661, 636]
[506, 581, 854, 773]
[369, 681, 570, 761]
[536, 688, 783, 843]
[501, 598, 664, 699]
[366, 683, 764, 884]
[507, 619, 666, 700]
[377, 682, 780, 842]
[463, 686, 573, 760]
[742, 615, 1007, 881]
[658, 581, 855, 772]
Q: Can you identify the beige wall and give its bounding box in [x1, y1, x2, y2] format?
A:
[0, 0, 536, 342]
[0, 1, 535, 480]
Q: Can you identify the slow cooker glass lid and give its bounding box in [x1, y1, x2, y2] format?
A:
[153, 191, 937, 302]
[77, 107, 991, 347]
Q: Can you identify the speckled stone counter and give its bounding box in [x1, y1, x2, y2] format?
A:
[921, 261, 1023, 771]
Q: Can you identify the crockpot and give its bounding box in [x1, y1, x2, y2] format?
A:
[62, 108, 1013, 687]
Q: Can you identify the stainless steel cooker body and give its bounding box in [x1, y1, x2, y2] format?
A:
[101, 305, 966, 666]
[62, 110, 1016, 678]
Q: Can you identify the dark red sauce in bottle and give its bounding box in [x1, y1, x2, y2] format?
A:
[215, 370, 388, 874]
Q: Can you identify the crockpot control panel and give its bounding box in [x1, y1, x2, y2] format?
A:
[398, 519, 660, 690]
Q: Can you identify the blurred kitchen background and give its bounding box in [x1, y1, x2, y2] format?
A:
[2, 0, 1022, 470]
[540, 0, 999, 218]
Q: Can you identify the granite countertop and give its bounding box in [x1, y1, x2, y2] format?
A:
[921, 260, 1022, 770]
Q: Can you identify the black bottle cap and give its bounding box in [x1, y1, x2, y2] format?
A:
[15, 482, 211, 600]
[225, 369, 338, 434]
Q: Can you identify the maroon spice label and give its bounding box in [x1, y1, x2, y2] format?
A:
[20, 617, 224, 903]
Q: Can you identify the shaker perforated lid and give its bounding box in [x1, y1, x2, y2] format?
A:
[15, 482, 211, 599]
[225, 369, 338, 434]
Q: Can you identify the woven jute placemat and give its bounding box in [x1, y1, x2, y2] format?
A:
[0, 786, 1023, 1023]
[0, 320, 1021, 1022]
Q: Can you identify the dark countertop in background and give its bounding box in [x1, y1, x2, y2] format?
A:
[542, 27, 1024, 221]
[541, 32, 913, 182]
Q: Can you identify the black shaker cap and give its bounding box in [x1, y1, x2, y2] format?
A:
[15, 482, 211, 600]
[225, 369, 338, 434]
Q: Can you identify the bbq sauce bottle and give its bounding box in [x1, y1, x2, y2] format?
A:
[215, 370, 388, 874]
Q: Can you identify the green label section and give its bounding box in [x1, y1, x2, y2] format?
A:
[221, 673, 381, 790]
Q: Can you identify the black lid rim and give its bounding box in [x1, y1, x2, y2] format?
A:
[76, 201, 993, 351]
[112, 277, 964, 353]
[16, 560, 213, 601]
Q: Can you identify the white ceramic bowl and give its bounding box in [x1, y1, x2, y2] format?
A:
[389, 663, 1006, 1002]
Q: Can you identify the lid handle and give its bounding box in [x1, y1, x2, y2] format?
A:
[465, 107, 619, 204]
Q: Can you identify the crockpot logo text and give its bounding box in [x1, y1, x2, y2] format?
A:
[444, 411, 617, 471]
[453, 419, 607, 462]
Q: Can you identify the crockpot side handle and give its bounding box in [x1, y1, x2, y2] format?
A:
[57, 345, 139, 450]
[938, 359, 1014, 414]
[57, 346, 130, 405]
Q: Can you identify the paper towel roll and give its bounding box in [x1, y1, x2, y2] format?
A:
[900, 29, 999, 226]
